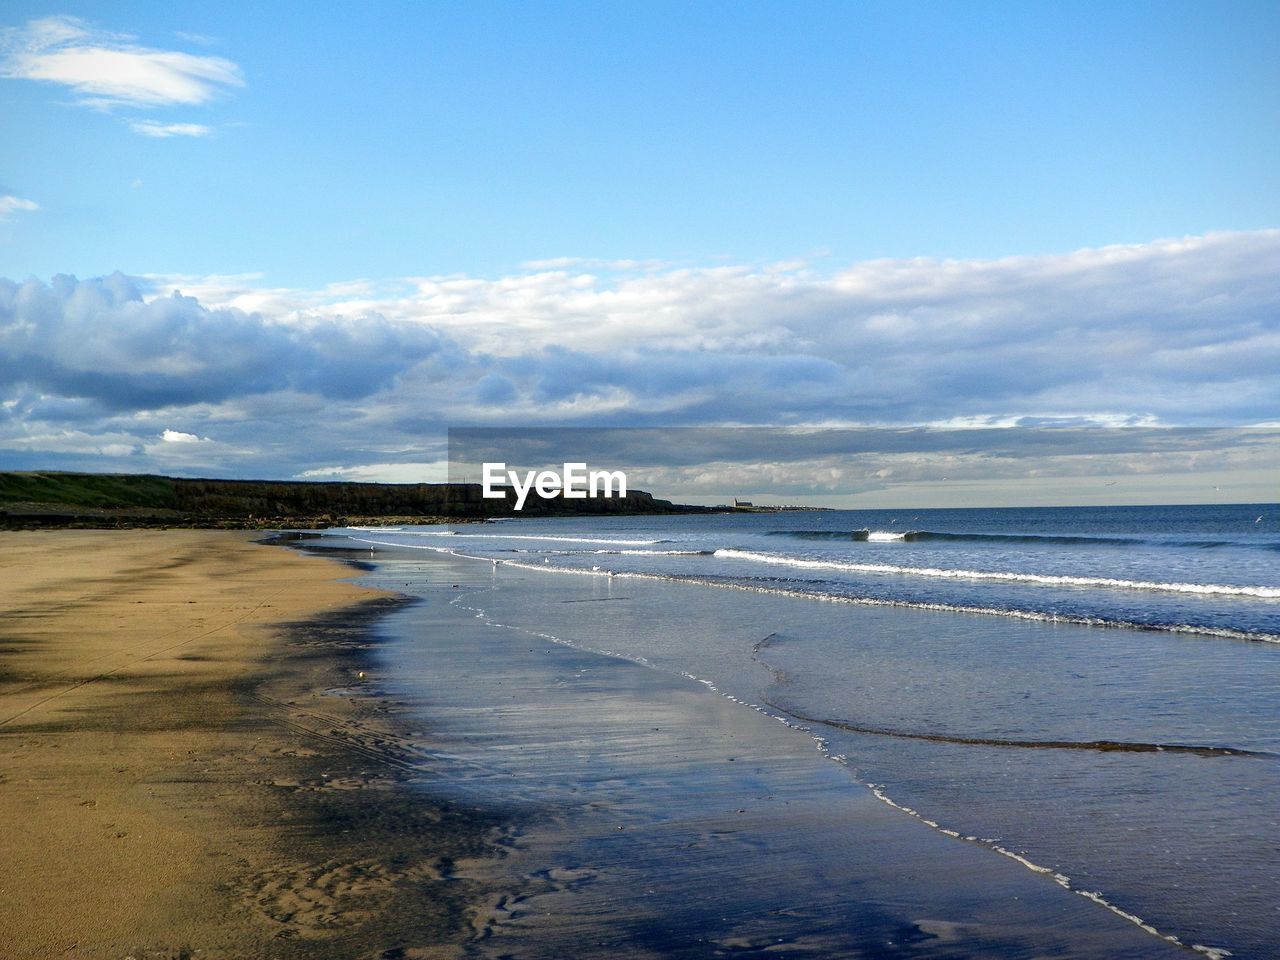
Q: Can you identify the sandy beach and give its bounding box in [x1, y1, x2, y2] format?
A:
[0, 527, 1236, 959]
[0, 530, 500, 960]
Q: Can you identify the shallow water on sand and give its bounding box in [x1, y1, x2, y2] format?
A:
[456, 566, 1278, 958]
[330, 549, 1213, 958]
[331, 505, 1280, 958]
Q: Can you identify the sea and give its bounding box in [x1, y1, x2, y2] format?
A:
[323, 503, 1279, 958]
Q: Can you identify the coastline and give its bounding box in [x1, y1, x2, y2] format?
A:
[0, 529, 504, 959]
[1, 526, 1252, 958]
[317, 540, 1192, 959]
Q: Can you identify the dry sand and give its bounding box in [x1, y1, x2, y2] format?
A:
[0, 530, 501, 960]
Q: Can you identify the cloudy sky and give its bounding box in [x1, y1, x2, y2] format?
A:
[1, 3, 1277, 505]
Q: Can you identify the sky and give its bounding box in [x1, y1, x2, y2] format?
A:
[1, 2, 1278, 506]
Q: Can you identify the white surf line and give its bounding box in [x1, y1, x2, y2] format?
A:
[399, 531, 666, 545]
[859, 783, 1235, 955]
[345, 535, 1280, 643]
[345, 536, 507, 567]
[489, 555, 1280, 644]
[445, 588, 660, 673]
[370, 543, 1241, 958]
[715, 548, 1280, 599]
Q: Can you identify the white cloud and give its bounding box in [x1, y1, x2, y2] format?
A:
[296, 462, 450, 483]
[0, 272, 446, 414]
[148, 232, 1277, 377]
[141, 230, 1280, 426]
[2, 231, 1278, 483]
[1, 15, 242, 119]
[161, 428, 204, 443]
[0, 425, 142, 457]
[0, 192, 38, 219]
[128, 120, 212, 138]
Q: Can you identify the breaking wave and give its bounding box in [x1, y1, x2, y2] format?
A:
[489, 557, 1280, 643]
[771, 529, 1255, 549]
[715, 548, 1280, 599]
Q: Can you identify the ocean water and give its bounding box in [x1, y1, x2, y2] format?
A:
[334, 503, 1280, 957]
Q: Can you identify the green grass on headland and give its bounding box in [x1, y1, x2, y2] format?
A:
[0, 472, 178, 509]
[0, 471, 711, 528]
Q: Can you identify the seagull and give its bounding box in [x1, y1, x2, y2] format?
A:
[1257, 516, 1264, 524]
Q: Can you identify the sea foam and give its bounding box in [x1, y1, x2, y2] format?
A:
[713, 549, 1280, 598]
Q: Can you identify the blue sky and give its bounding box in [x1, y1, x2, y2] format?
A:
[1, 3, 1278, 504]
[3, 1, 1277, 282]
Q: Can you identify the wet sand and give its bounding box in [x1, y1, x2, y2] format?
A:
[0, 530, 502, 960]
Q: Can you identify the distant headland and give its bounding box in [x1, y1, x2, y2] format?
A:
[0, 471, 726, 529]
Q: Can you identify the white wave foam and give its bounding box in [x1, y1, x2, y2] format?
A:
[336, 540, 1280, 643]
[347, 536, 457, 554]
[490, 557, 1280, 643]
[713, 549, 1280, 599]
[865, 530, 907, 542]
[863, 783, 1195, 950]
[403, 531, 664, 545]
[508, 547, 706, 556]
[1192, 946, 1235, 959]
[611, 549, 707, 556]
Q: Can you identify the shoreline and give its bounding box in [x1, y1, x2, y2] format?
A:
[1, 527, 1243, 958]
[322, 541, 1191, 959]
[0, 529, 505, 959]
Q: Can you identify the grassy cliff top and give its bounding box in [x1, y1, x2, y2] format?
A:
[0, 471, 705, 527]
[0, 472, 178, 509]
